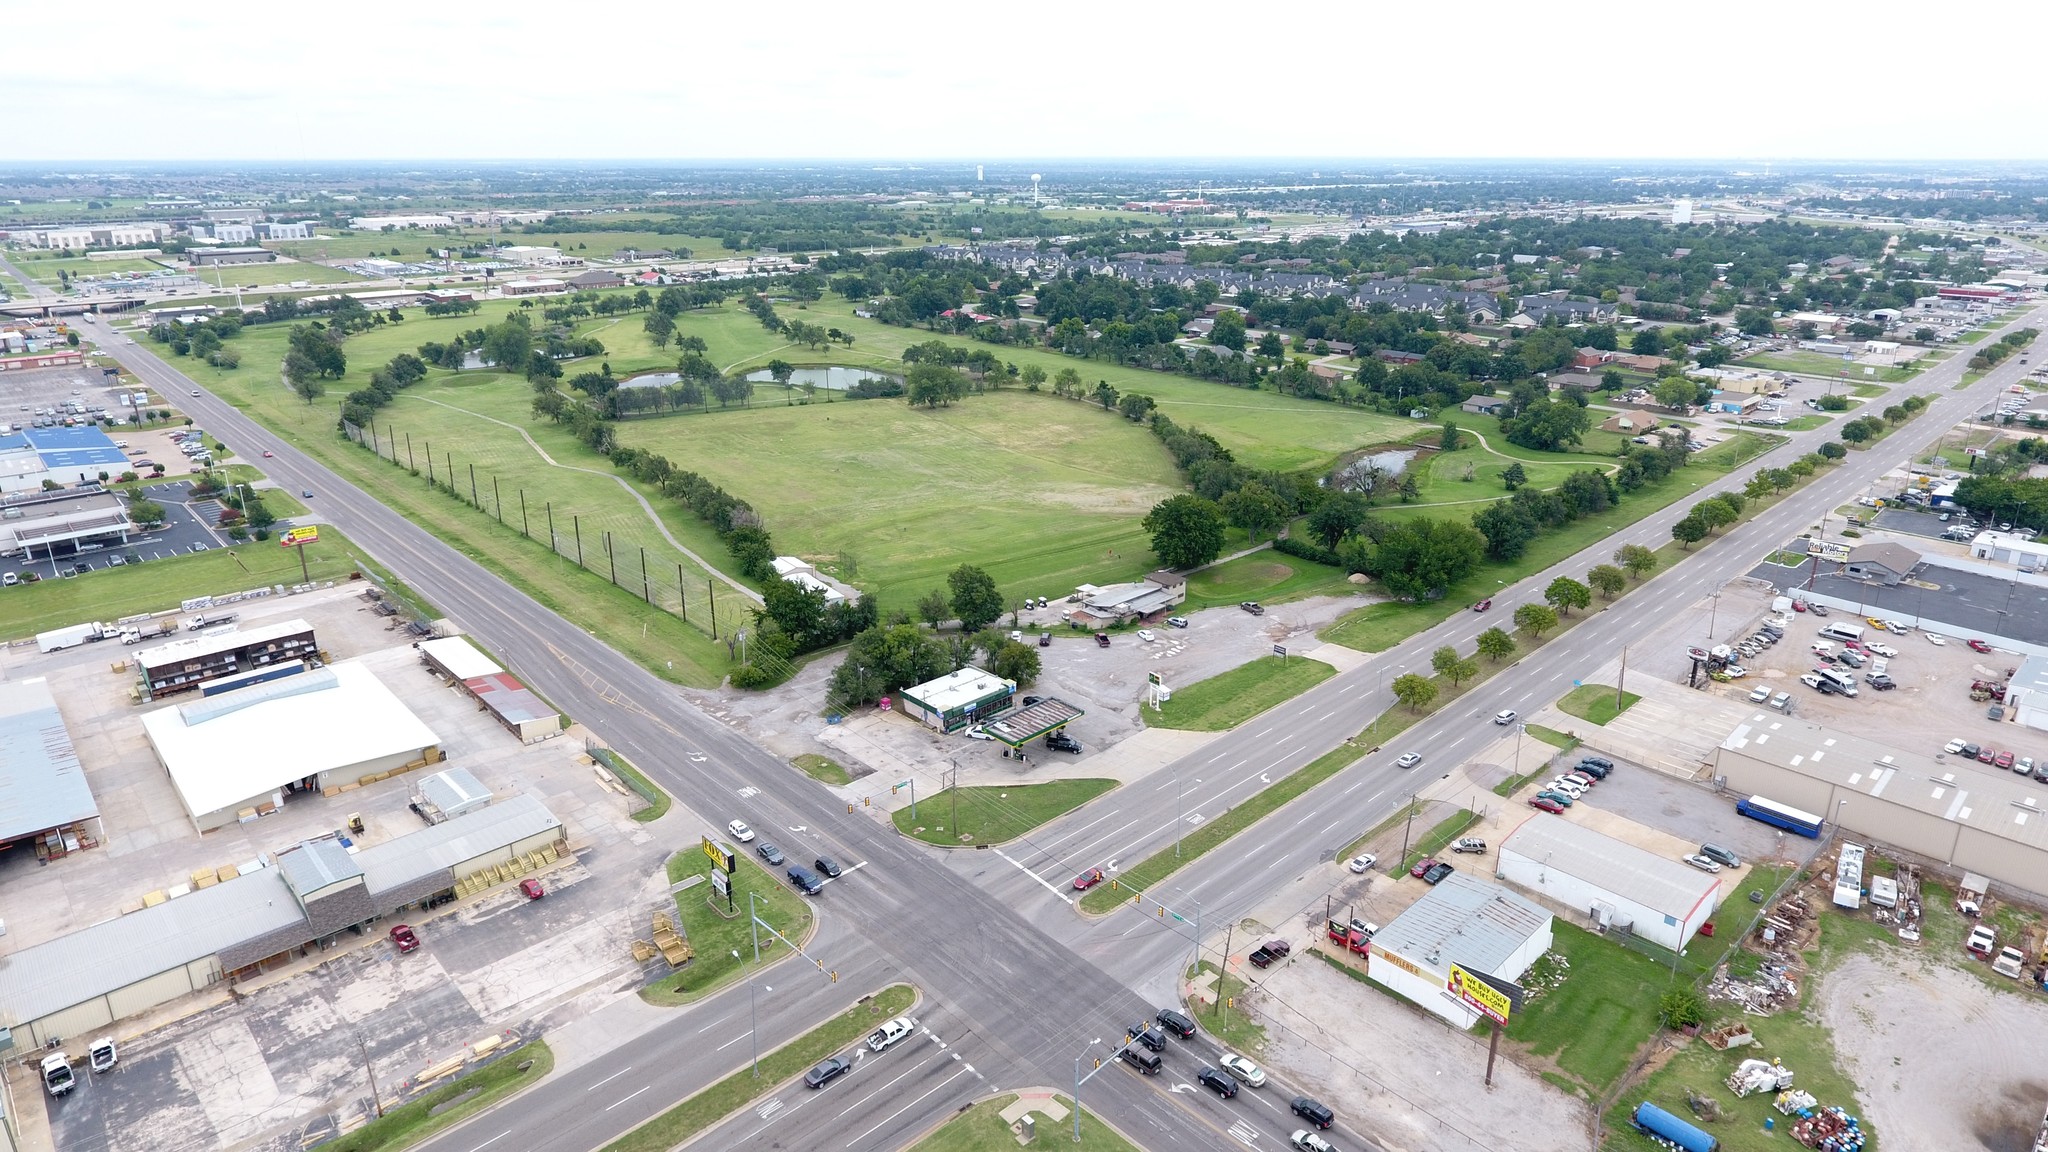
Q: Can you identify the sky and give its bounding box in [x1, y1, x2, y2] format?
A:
[9, 0, 2041, 163]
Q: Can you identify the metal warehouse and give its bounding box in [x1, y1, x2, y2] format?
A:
[0, 678, 102, 856]
[1366, 872, 1553, 1029]
[1496, 815, 1722, 951]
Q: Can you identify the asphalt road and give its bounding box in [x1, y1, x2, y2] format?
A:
[86, 304, 2044, 1152]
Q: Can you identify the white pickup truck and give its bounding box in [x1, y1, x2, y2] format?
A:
[866, 1016, 918, 1053]
[1994, 946, 2029, 979]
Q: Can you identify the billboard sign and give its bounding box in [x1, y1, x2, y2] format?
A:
[1448, 963, 1521, 1026]
[701, 836, 736, 874]
[280, 526, 320, 548]
[1805, 540, 1850, 563]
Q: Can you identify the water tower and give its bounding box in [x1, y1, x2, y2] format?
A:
[1031, 174, 1042, 205]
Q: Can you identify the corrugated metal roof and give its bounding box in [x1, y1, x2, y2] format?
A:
[419, 767, 491, 815]
[1500, 815, 1720, 917]
[419, 636, 502, 681]
[0, 678, 98, 842]
[135, 618, 315, 673]
[1373, 872, 1551, 974]
[0, 867, 305, 1027]
[465, 673, 557, 726]
[276, 838, 362, 898]
[356, 794, 559, 899]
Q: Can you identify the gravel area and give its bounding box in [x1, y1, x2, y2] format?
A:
[1252, 948, 1590, 1152]
[1817, 951, 2048, 1152]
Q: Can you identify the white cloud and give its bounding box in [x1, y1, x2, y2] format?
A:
[4, 0, 2039, 161]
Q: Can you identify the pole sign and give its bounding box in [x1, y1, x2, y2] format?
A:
[1805, 540, 1850, 562]
[701, 836, 736, 874]
[1447, 963, 1521, 1026]
[279, 526, 319, 548]
[1272, 645, 1287, 658]
[709, 867, 731, 897]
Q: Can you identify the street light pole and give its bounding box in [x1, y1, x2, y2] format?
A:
[1073, 1038, 1100, 1143]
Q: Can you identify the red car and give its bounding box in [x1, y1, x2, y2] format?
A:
[519, 878, 545, 899]
[1995, 750, 2017, 770]
[1969, 639, 1992, 653]
[1472, 599, 1492, 613]
[1978, 746, 1999, 764]
[1073, 868, 1105, 890]
[1791, 601, 1808, 612]
[1528, 796, 1566, 814]
[262, 450, 274, 458]
[390, 924, 420, 953]
[1409, 856, 1438, 879]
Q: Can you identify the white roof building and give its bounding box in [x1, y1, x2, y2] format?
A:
[349, 214, 454, 231]
[141, 662, 441, 832]
[1366, 872, 1553, 1028]
[1496, 816, 1722, 951]
[418, 635, 503, 680]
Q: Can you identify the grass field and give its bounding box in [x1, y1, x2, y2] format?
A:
[603, 986, 915, 1152]
[618, 389, 1180, 614]
[642, 848, 816, 1004]
[1147, 654, 1336, 731]
[1186, 961, 1266, 1053]
[1506, 922, 1672, 1096]
[892, 779, 1116, 846]
[909, 1093, 1137, 1152]
[1556, 684, 1640, 725]
[1182, 552, 1359, 611]
[187, 260, 363, 288]
[0, 526, 379, 641]
[263, 229, 740, 263]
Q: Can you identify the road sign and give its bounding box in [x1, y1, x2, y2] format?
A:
[279, 526, 319, 547]
[1448, 963, 1520, 1026]
[709, 868, 731, 897]
[1272, 645, 1287, 658]
[701, 836, 736, 874]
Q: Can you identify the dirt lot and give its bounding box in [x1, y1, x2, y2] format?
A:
[1817, 950, 2048, 1152]
[1254, 947, 1590, 1152]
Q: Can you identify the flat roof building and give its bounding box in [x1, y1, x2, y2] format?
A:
[898, 666, 1016, 734]
[0, 678, 101, 856]
[1366, 872, 1553, 1029]
[0, 489, 137, 555]
[1496, 816, 1722, 951]
[188, 247, 276, 266]
[141, 661, 442, 832]
[135, 617, 320, 699]
[417, 635, 560, 743]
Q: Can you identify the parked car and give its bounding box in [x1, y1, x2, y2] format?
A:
[1996, 750, 2017, 770]
[1528, 796, 1566, 814]
[1748, 684, 1771, 703]
[1347, 853, 1378, 873]
[1219, 1053, 1267, 1088]
[1683, 854, 1723, 873]
[390, 924, 420, 953]
[1409, 857, 1438, 878]
[1395, 751, 1422, 769]
[1927, 632, 1949, 646]
[727, 819, 755, 843]
[1866, 674, 1896, 690]
[1579, 756, 1614, 770]
[1073, 868, 1105, 890]
[756, 843, 786, 865]
[1868, 642, 1897, 657]
[1970, 638, 1993, 653]
[1198, 1067, 1240, 1099]
[1239, 601, 1264, 615]
[1291, 1131, 1336, 1152]
[963, 726, 992, 740]
[1573, 760, 1610, 779]
[1422, 861, 1455, 884]
[1699, 843, 1742, 868]
[1535, 789, 1574, 808]
[1979, 746, 1999, 764]
[1095, 632, 1111, 648]
[1166, 616, 1188, 628]
[1045, 731, 1082, 754]
[1039, 631, 1052, 647]
[1451, 837, 1487, 854]
[1962, 743, 1982, 760]
[1249, 939, 1293, 968]
[519, 878, 545, 899]
[804, 1055, 852, 1088]
[1809, 603, 1829, 617]
[1137, 629, 1156, 643]
[1967, 925, 1998, 959]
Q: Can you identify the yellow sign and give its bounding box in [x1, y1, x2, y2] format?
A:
[280, 526, 320, 547]
[1448, 963, 1513, 1025]
[1374, 948, 1426, 980]
[701, 836, 736, 874]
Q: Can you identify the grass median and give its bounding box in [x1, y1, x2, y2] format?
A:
[909, 1092, 1138, 1152]
[893, 779, 1116, 846]
[602, 985, 915, 1152]
[1146, 654, 1336, 731]
[641, 849, 816, 1005]
[323, 1040, 554, 1152]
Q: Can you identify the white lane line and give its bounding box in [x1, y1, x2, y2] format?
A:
[695, 1016, 731, 1033]
[586, 1066, 633, 1090]
[604, 1085, 651, 1111]
[1031, 807, 1121, 851]
[1230, 759, 1249, 770]
[845, 1066, 973, 1148]
[994, 847, 1074, 904]
[1343, 780, 1366, 794]
[466, 1133, 510, 1152]
[1069, 815, 1148, 863]
[1322, 818, 1343, 832]
[717, 1033, 750, 1051]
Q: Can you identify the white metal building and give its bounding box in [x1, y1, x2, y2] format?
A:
[1970, 531, 2048, 573]
[0, 678, 101, 853]
[1365, 872, 1553, 1029]
[1496, 816, 1722, 951]
[141, 662, 442, 832]
[897, 666, 1016, 733]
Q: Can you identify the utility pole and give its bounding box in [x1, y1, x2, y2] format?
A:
[355, 1032, 385, 1117]
[1398, 794, 1420, 864]
[1616, 648, 1628, 713]
[1217, 923, 1234, 1026]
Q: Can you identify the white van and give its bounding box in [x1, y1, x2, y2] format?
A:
[1819, 622, 1865, 644]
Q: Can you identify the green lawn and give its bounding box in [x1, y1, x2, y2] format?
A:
[1182, 551, 1359, 611]
[1147, 654, 1337, 731]
[792, 753, 852, 786]
[1525, 724, 1578, 749]
[1186, 961, 1267, 1053]
[1507, 922, 1674, 1096]
[188, 260, 363, 288]
[1398, 810, 1478, 874]
[322, 1040, 554, 1152]
[909, 1093, 1138, 1152]
[642, 849, 816, 1004]
[1556, 684, 1640, 725]
[1737, 350, 1863, 377]
[603, 986, 915, 1152]
[892, 779, 1117, 846]
[0, 526, 379, 642]
[1778, 415, 1830, 431]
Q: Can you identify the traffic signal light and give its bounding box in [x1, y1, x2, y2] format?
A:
[830, 970, 839, 982]
[847, 803, 855, 813]
[1093, 1058, 1101, 1069]
[862, 796, 870, 807]
[1111, 879, 1119, 890]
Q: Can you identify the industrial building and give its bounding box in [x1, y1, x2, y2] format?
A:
[188, 247, 276, 266]
[0, 488, 138, 553]
[134, 617, 320, 699]
[349, 214, 454, 231]
[413, 766, 493, 823]
[1714, 714, 2048, 894]
[0, 678, 101, 857]
[1365, 872, 1553, 1029]
[417, 635, 562, 743]
[898, 666, 1016, 733]
[1495, 816, 1722, 951]
[141, 661, 443, 832]
[499, 278, 568, 297]
[0, 794, 562, 1048]
[0, 427, 137, 495]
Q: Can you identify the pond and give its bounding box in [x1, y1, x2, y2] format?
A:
[1332, 448, 1418, 487]
[741, 366, 898, 391]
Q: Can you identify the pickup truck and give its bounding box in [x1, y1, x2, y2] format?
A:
[1967, 924, 1997, 959]
[1249, 939, 1292, 968]
[42, 1053, 75, 1097]
[1994, 946, 2028, 979]
[866, 1015, 918, 1052]
[1325, 918, 1375, 956]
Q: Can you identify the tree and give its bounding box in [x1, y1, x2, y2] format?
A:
[482, 317, 534, 374]
[1631, 328, 1663, 356]
[127, 497, 167, 526]
[1476, 626, 1516, 662]
[1658, 986, 1707, 1031]
[917, 588, 951, 630]
[946, 565, 1005, 633]
[1839, 420, 1873, 445]
[1391, 672, 1439, 713]
[1439, 420, 1460, 452]
[828, 624, 952, 706]
[1307, 492, 1369, 549]
[1371, 517, 1485, 601]
[642, 310, 675, 349]
[1019, 363, 1047, 390]
[1143, 494, 1227, 570]
[1501, 461, 1527, 491]
[906, 362, 966, 408]
[1220, 483, 1288, 543]
[1671, 511, 1709, 549]
[1545, 576, 1592, 616]
[1695, 497, 1737, 534]
[1601, 368, 1625, 391]
[1882, 404, 1908, 425]
[1513, 602, 1558, 638]
[767, 359, 796, 388]
[1432, 645, 1479, 687]
[1817, 441, 1848, 460]
[1615, 543, 1658, 581]
[1256, 331, 1284, 361]
[990, 640, 1042, 687]
[1587, 564, 1626, 600]
[1210, 309, 1246, 351]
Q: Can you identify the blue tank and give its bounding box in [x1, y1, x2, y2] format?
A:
[1631, 1101, 1718, 1152]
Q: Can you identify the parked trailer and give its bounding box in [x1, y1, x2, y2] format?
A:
[37, 622, 113, 652]
[1631, 1101, 1718, 1152]
[1736, 795, 1825, 838]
